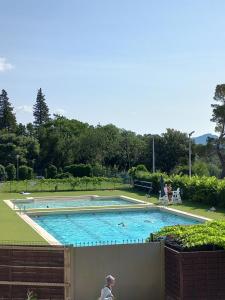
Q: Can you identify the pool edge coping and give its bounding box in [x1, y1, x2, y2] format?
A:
[3, 195, 212, 246]
[16, 212, 61, 246]
[4, 196, 212, 223]
[5, 195, 151, 213]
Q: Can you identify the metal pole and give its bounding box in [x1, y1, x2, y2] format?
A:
[16, 155, 19, 180]
[188, 131, 195, 177]
[152, 136, 155, 173]
[189, 138, 191, 177]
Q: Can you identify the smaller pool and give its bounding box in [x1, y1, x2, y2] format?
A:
[13, 196, 138, 210]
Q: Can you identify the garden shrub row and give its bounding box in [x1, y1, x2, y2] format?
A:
[133, 171, 225, 207]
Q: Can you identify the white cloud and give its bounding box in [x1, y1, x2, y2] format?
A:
[54, 108, 66, 115]
[0, 57, 14, 72]
[16, 105, 33, 114]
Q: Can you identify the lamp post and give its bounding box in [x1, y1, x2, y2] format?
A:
[152, 136, 155, 173]
[188, 131, 195, 177]
[16, 155, 19, 180]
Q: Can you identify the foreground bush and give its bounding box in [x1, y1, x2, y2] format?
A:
[150, 221, 225, 250]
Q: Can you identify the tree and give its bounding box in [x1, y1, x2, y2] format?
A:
[192, 160, 210, 177]
[0, 89, 17, 131]
[46, 164, 57, 178]
[5, 164, 16, 180]
[142, 130, 190, 173]
[16, 123, 26, 135]
[0, 133, 39, 167]
[33, 88, 50, 126]
[211, 84, 225, 178]
[0, 164, 6, 181]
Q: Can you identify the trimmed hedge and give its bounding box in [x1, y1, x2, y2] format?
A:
[64, 164, 92, 177]
[133, 171, 225, 207]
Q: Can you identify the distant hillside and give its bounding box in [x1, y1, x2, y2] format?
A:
[194, 133, 217, 145]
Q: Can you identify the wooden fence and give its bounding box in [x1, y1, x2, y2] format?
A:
[0, 245, 70, 300]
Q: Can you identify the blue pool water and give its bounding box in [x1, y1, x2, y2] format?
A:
[32, 210, 200, 245]
[15, 197, 134, 209]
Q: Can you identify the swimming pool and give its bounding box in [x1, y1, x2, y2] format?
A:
[32, 210, 200, 245]
[13, 196, 138, 210]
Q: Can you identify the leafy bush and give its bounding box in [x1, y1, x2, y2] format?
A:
[150, 221, 225, 250]
[208, 163, 221, 178]
[172, 165, 189, 176]
[5, 164, 16, 180]
[18, 165, 33, 180]
[128, 164, 148, 177]
[64, 164, 92, 177]
[46, 164, 57, 178]
[192, 160, 210, 177]
[55, 172, 72, 179]
[91, 164, 107, 177]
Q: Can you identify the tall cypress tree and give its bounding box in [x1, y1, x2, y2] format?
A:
[0, 89, 17, 131]
[33, 88, 50, 126]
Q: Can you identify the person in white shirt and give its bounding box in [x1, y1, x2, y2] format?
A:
[100, 275, 115, 300]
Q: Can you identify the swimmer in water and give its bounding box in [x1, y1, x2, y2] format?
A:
[118, 222, 125, 227]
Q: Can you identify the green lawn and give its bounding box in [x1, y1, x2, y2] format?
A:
[0, 188, 225, 244]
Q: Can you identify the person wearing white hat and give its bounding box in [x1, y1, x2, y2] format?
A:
[100, 275, 115, 300]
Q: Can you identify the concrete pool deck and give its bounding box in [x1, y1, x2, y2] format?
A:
[4, 195, 211, 245]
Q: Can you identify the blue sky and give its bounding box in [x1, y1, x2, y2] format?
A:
[1, 0, 225, 136]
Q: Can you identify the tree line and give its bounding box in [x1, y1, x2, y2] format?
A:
[0, 87, 223, 180]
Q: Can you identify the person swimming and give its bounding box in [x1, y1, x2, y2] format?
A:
[118, 222, 125, 227]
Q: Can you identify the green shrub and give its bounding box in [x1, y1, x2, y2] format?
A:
[150, 221, 225, 250]
[55, 172, 72, 179]
[19, 165, 33, 180]
[64, 164, 92, 177]
[192, 160, 210, 177]
[91, 164, 107, 177]
[5, 164, 16, 180]
[129, 164, 148, 177]
[46, 164, 57, 178]
[172, 165, 189, 176]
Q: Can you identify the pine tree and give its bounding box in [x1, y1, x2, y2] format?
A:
[211, 84, 225, 178]
[33, 88, 50, 126]
[0, 89, 17, 131]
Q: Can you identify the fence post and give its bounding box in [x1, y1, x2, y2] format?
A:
[160, 240, 165, 300]
[64, 247, 72, 300]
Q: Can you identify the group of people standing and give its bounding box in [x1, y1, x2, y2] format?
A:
[164, 183, 173, 202]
